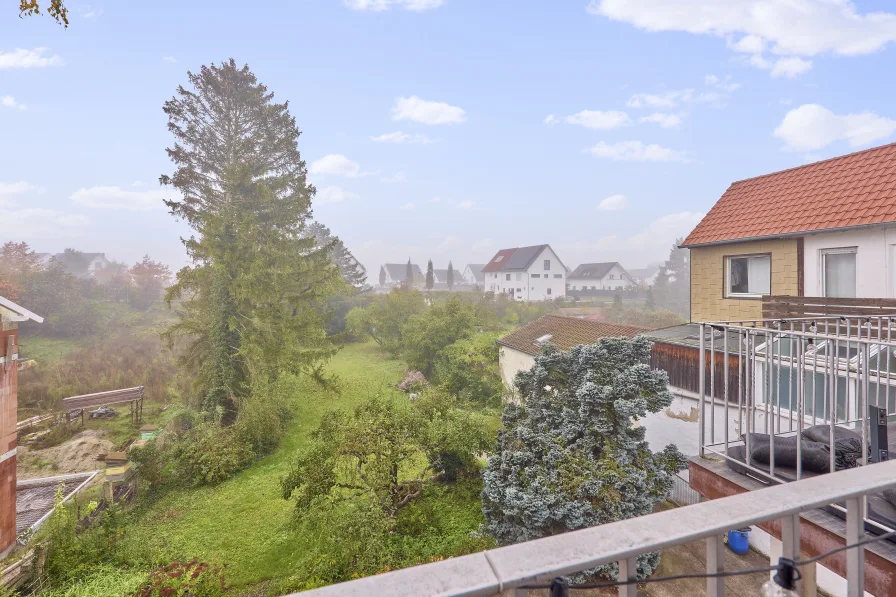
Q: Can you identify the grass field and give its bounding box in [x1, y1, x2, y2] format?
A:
[18, 336, 79, 363]
[117, 342, 486, 589]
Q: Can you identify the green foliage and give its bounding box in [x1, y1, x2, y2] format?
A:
[425, 259, 434, 290]
[446, 261, 454, 289]
[401, 296, 476, 376]
[235, 375, 298, 456]
[435, 333, 504, 406]
[305, 222, 368, 290]
[42, 489, 124, 584]
[161, 60, 345, 420]
[345, 289, 426, 355]
[129, 440, 167, 491]
[39, 566, 148, 597]
[171, 424, 254, 485]
[482, 338, 687, 582]
[281, 389, 491, 517]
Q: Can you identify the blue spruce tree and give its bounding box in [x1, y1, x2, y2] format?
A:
[481, 337, 686, 580]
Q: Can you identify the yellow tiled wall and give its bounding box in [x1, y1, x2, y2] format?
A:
[690, 239, 799, 322]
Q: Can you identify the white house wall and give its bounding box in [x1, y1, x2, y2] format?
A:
[568, 263, 631, 291]
[484, 246, 566, 301]
[498, 346, 535, 388]
[803, 226, 896, 298]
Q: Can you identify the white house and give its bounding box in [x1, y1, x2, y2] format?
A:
[567, 262, 632, 291]
[628, 266, 661, 287]
[481, 245, 567, 301]
[378, 263, 423, 288]
[461, 264, 485, 287]
[40, 251, 111, 279]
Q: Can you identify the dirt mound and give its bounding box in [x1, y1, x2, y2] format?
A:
[17, 429, 114, 480]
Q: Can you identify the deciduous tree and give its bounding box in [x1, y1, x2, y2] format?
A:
[129, 256, 172, 309]
[482, 338, 686, 581]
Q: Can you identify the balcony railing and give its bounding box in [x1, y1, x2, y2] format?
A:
[289, 459, 896, 596]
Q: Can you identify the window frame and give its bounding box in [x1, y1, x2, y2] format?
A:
[820, 246, 858, 298]
[544, 259, 550, 271]
[725, 253, 772, 299]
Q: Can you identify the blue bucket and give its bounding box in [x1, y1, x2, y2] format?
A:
[727, 528, 751, 555]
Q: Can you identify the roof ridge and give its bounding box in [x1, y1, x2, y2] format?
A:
[731, 141, 896, 185]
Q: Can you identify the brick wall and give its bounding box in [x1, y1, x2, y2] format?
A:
[690, 238, 800, 322]
[0, 323, 18, 555]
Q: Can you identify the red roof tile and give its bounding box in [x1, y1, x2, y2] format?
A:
[497, 315, 652, 356]
[682, 142, 896, 247]
[482, 248, 519, 273]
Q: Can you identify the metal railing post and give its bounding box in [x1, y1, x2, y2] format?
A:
[699, 323, 706, 457]
[618, 557, 638, 597]
[846, 497, 865, 597]
[706, 535, 725, 597]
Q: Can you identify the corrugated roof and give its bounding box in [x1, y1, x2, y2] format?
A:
[682, 142, 896, 247]
[482, 248, 519, 273]
[569, 262, 620, 279]
[497, 314, 652, 356]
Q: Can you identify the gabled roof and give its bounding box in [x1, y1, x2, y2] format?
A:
[628, 266, 660, 279]
[464, 264, 485, 282]
[482, 248, 518, 273]
[568, 262, 623, 279]
[433, 268, 462, 281]
[381, 263, 423, 282]
[497, 314, 652, 356]
[502, 244, 549, 271]
[682, 142, 896, 247]
[0, 295, 44, 323]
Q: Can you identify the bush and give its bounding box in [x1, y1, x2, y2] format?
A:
[434, 333, 503, 406]
[397, 370, 427, 393]
[128, 440, 167, 490]
[134, 560, 226, 597]
[171, 424, 254, 485]
[235, 375, 297, 456]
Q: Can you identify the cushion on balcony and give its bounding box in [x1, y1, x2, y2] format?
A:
[801, 425, 862, 444]
[744, 433, 832, 474]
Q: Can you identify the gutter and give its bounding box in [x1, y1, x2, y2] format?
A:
[680, 221, 896, 249]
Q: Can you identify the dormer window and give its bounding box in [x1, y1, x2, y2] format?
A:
[494, 255, 504, 263]
[534, 334, 553, 346]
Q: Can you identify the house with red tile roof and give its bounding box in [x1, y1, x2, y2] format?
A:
[681, 142, 896, 322]
[481, 245, 567, 301]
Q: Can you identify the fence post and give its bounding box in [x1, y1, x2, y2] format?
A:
[699, 323, 706, 457]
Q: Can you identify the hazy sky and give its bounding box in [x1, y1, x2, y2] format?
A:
[3, 0, 896, 276]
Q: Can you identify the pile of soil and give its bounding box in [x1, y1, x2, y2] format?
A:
[17, 429, 115, 480]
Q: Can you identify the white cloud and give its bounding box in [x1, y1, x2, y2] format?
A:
[162, 56, 177, 63]
[589, 0, 896, 57]
[597, 194, 628, 211]
[565, 110, 631, 130]
[586, 141, 692, 163]
[381, 172, 407, 184]
[590, 0, 892, 78]
[309, 154, 361, 177]
[1, 96, 26, 110]
[0, 48, 63, 69]
[80, 5, 103, 19]
[770, 57, 813, 78]
[71, 186, 168, 210]
[131, 180, 145, 187]
[392, 96, 466, 125]
[704, 73, 741, 92]
[370, 131, 433, 144]
[0, 208, 88, 238]
[773, 104, 896, 151]
[456, 200, 474, 209]
[400, 202, 416, 210]
[544, 114, 560, 125]
[316, 186, 360, 205]
[345, 0, 444, 11]
[639, 112, 681, 128]
[0, 181, 43, 198]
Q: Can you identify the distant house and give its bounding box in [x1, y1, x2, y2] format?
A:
[461, 264, 485, 286]
[496, 314, 650, 387]
[433, 268, 463, 286]
[567, 262, 633, 291]
[482, 245, 567, 301]
[628, 266, 660, 287]
[379, 263, 424, 288]
[41, 251, 111, 279]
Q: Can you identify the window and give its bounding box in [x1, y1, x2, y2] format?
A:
[544, 259, 550, 271]
[494, 255, 504, 263]
[532, 274, 540, 278]
[547, 288, 552, 295]
[506, 274, 510, 281]
[516, 272, 522, 281]
[727, 255, 771, 297]
[516, 288, 522, 293]
[554, 274, 562, 279]
[822, 248, 857, 298]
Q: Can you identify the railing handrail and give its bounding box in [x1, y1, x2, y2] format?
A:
[289, 459, 896, 597]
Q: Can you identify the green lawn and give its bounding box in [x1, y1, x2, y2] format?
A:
[118, 342, 411, 587]
[18, 336, 79, 363]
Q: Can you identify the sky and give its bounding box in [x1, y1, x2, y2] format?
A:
[3, 0, 896, 278]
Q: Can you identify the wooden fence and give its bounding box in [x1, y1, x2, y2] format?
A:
[762, 296, 896, 319]
[649, 341, 740, 402]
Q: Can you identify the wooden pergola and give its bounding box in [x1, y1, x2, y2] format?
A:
[61, 386, 146, 426]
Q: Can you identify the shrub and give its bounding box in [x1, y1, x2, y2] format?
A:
[171, 424, 253, 485]
[235, 375, 297, 456]
[397, 370, 427, 393]
[128, 440, 167, 490]
[40, 566, 148, 597]
[133, 560, 226, 597]
[434, 333, 503, 406]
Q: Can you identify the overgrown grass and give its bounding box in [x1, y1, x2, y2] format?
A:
[117, 343, 420, 587]
[18, 337, 79, 363]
